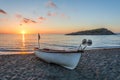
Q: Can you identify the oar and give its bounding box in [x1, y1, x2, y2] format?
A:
[77, 39, 87, 51]
[38, 33, 40, 48]
[77, 44, 82, 51]
[82, 39, 92, 50]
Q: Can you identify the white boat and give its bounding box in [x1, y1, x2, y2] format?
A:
[34, 33, 92, 69]
[34, 48, 83, 69]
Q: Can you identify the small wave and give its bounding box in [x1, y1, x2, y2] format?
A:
[92, 46, 120, 49]
[0, 51, 33, 55]
[0, 49, 33, 52]
[0, 48, 33, 55]
[42, 43, 77, 48]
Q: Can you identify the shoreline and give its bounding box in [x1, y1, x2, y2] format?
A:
[0, 48, 120, 80]
[0, 47, 120, 55]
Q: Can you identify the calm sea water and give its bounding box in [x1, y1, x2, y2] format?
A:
[0, 34, 120, 54]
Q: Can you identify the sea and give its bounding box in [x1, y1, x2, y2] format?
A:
[0, 34, 120, 55]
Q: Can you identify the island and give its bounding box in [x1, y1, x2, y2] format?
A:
[66, 28, 116, 35]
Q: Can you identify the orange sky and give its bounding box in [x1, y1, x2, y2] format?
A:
[0, 0, 120, 34]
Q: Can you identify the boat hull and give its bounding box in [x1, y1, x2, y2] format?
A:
[34, 49, 81, 69]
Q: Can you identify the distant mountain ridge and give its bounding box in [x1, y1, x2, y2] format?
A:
[116, 33, 120, 35]
[66, 28, 115, 35]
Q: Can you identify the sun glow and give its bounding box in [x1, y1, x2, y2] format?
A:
[21, 30, 26, 34]
[22, 34, 25, 46]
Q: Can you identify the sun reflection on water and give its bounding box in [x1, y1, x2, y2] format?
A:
[20, 34, 27, 54]
[22, 34, 25, 47]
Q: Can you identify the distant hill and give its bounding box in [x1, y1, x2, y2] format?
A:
[66, 28, 116, 35]
[116, 33, 120, 35]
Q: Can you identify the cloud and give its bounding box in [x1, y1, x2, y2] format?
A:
[0, 18, 8, 21]
[47, 11, 57, 16]
[60, 13, 70, 19]
[22, 18, 37, 24]
[46, 0, 57, 9]
[45, 0, 70, 19]
[47, 11, 69, 19]
[39, 16, 46, 21]
[15, 13, 23, 18]
[0, 9, 7, 14]
[15, 13, 38, 25]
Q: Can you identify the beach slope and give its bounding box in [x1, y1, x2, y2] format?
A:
[0, 48, 120, 80]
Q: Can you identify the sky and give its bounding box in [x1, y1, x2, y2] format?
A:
[0, 0, 120, 34]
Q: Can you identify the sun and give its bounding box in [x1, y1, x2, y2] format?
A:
[21, 30, 26, 34]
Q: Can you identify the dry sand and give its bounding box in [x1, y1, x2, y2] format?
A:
[0, 48, 120, 80]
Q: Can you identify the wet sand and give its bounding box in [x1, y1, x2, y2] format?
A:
[0, 48, 120, 80]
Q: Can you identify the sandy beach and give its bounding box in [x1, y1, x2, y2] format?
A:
[0, 48, 120, 80]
